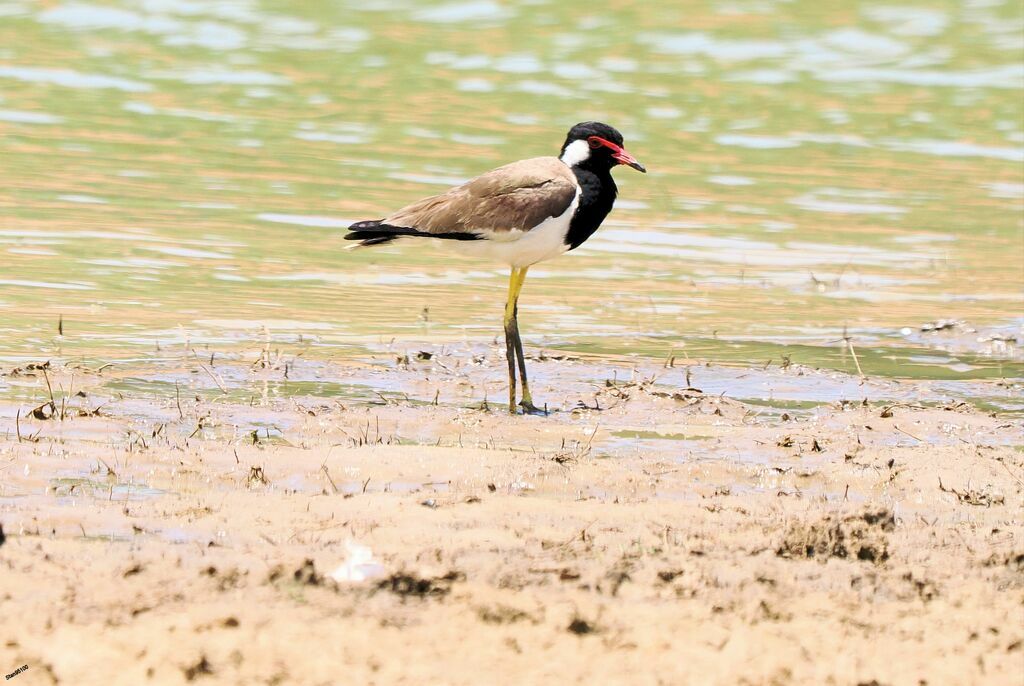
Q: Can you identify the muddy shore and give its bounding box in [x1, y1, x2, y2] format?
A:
[0, 347, 1021, 685]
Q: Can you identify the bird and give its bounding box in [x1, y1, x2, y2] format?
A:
[345, 121, 646, 415]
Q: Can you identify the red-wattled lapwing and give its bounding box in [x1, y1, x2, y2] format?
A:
[345, 122, 646, 414]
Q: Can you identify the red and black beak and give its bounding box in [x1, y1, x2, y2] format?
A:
[591, 136, 647, 173]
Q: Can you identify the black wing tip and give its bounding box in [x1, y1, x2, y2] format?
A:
[344, 219, 382, 236]
[343, 219, 392, 244]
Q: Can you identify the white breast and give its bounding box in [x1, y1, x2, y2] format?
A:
[453, 186, 580, 268]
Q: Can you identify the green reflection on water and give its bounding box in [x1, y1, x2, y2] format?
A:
[0, 0, 1021, 397]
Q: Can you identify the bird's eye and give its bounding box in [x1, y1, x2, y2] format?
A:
[587, 137, 602, 149]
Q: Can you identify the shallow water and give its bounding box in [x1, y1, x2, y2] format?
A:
[1, 0, 1022, 401]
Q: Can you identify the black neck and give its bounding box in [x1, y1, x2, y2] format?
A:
[564, 166, 617, 250]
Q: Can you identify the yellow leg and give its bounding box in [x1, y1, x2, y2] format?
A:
[503, 267, 527, 329]
[504, 269, 519, 413]
[503, 267, 527, 413]
[510, 268, 533, 408]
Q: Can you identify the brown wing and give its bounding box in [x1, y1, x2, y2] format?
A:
[382, 157, 577, 236]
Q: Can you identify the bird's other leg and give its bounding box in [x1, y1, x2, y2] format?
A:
[503, 267, 521, 414]
[510, 308, 544, 414]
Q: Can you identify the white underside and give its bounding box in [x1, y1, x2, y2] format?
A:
[440, 186, 580, 268]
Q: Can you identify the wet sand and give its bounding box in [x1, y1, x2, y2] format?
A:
[0, 348, 1022, 685]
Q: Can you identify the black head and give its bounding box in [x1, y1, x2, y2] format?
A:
[559, 121, 646, 174]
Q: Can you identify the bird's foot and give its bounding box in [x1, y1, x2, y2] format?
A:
[519, 399, 548, 416]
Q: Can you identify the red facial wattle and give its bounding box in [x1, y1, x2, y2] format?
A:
[588, 136, 647, 173]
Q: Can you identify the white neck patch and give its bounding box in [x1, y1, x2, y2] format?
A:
[559, 139, 590, 167]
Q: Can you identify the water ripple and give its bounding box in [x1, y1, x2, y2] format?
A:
[0, 65, 151, 91]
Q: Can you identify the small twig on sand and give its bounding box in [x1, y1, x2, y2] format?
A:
[846, 338, 864, 379]
[42, 366, 57, 412]
[582, 423, 599, 454]
[998, 460, 1024, 488]
[198, 362, 227, 394]
[558, 519, 597, 548]
[894, 425, 923, 442]
[321, 465, 340, 494]
[15, 408, 39, 443]
[175, 381, 185, 420]
[42, 371, 54, 401]
[97, 456, 116, 478]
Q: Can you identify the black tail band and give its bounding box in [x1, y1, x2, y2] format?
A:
[344, 221, 483, 244]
